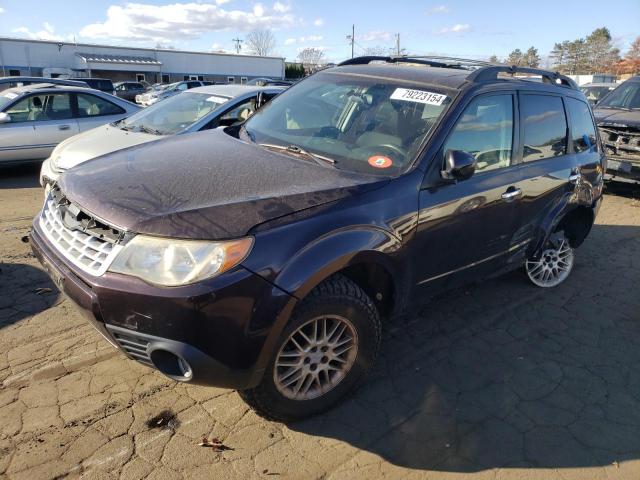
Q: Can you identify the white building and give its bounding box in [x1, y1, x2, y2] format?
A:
[0, 37, 285, 84]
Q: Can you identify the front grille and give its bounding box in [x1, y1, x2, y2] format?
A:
[600, 126, 640, 162]
[39, 192, 124, 276]
[107, 327, 153, 366]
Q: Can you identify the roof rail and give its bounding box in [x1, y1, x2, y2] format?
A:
[338, 56, 465, 69]
[466, 65, 579, 89]
[337, 55, 579, 91]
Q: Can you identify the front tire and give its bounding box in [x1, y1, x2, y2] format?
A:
[239, 275, 381, 422]
[525, 230, 575, 288]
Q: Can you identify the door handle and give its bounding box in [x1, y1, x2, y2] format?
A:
[568, 172, 581, 184]
[58, 124, 71, 131]
[501, 188, 522, 201]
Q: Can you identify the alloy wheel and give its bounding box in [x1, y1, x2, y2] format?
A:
[526, 236, 574, 287]
[273, 315, 358, 401]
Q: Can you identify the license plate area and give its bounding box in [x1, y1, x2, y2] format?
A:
[41, 255, 65, 291]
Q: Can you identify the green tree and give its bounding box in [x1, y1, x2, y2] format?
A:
[524, 47, 541, 67]
[585, 27, 620, 73]
[507, 48, 524, 66]
[488, 54, 500, 64]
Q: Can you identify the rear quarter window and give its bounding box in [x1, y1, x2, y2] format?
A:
[565, 98, 598, 154]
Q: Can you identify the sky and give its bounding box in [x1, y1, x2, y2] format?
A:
[0, 0, 638, 63]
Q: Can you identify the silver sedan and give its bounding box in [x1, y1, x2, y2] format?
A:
[0, 84, 139, 165]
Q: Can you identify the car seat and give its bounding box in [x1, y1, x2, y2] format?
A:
[27, 96, 44, 121]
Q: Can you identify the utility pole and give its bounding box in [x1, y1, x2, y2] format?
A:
[232, 38, 243, 54]
[346, 25, 355, 58]
[395, 34, 400, 56]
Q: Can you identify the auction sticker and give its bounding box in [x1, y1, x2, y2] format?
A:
[390, 88, 447, 106]
[368, 155, 393, 169]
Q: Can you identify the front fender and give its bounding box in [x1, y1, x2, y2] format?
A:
[275, 226, 402, 300]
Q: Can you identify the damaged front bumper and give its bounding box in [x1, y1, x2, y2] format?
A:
[600, 126, 640, 182]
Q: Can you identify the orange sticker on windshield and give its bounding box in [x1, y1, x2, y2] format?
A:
[368, 155, 393, 169]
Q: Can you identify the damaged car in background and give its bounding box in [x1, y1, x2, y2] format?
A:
[593, 76, 640, 182]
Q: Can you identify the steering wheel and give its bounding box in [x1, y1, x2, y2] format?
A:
[376, 143, 407, 159]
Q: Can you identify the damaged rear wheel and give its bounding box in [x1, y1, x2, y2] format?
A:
[525, 230, 574, 288]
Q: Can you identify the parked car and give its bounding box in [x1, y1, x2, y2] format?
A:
[31, 58, 603, 421]
[246, 77, 293, 87]
[136, 81, 208, 106]
[114, 81, 146, 102]
[40, 85, 284, 185]
[580, 82, 617, 106]
[0, 76, 89, 92]
[593, 76, 640, 182]
[70, 78, 116, 96]
[0, 84, 139, 165]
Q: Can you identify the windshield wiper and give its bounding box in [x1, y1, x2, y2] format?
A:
[138, 125, 165, 136]
[259, 143, 337, 166]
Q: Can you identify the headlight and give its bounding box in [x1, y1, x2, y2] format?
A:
[109, 235, 253, 286]
[50, 150, 64, 172]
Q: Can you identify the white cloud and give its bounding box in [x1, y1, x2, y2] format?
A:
[273, 1, 290, 13]
[360, 30, 392, 42]
[313, 18, 323, 27]
[427, 5, 449, 14]
[0, 7, 5, 14]
[12, 24, 72, 41]
[435, 23, 470, 34]
[284, 35, 323, 46]
[79, 2, 297, 43]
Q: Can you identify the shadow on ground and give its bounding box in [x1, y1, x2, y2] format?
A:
[0, 163, 41, 190]
[291, 223, 640, 472]
[0, 262, 61, 328]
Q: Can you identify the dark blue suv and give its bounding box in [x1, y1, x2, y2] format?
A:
[32, 56, 604, 421]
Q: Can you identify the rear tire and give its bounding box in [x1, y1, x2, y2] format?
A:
[525, 230, 575, 288]
[239, 275, 381, 422]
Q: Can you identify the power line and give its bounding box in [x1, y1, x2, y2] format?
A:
[232, 38, 243, 54]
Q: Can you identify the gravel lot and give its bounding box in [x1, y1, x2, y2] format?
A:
[1, 164, 639, 480]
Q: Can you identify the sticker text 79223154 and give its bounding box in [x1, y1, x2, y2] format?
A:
[390, 88, 447, 106]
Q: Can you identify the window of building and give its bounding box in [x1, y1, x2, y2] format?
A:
[521, 94, 568, 162]
[565, 97, 598, 154]
[9, 69, 21, 77]
[228, 76, 235, 84]
[197, 75, 204, 81]
[136, 74, 145, 82]
[6, 93, 73, 122]
[76, 93, 125, 117]
[241, 77, 248, 84]
[162, 74, 170, 84]
[443, 94, 514, 173]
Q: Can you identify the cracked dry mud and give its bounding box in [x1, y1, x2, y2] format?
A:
[1, 165, 639, 480]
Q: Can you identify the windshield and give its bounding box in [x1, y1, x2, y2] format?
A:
[581, 86, 615, 103]
[120, 92, 229, 134]
[597, 82, 640, 109]
[243, 72, 452, 176]
[0, 91, 19, 111]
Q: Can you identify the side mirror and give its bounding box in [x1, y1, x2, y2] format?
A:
[0, 112, 11, 124]
[442, 149, 476, 182]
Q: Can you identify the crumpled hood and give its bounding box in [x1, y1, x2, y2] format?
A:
[55, 124, 157, 170]
[593, 108, 640, 129]
[59, 129, 386, 240]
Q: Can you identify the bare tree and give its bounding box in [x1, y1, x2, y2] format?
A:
[297, 48, 326, 71]
[245, 29, 276, 56]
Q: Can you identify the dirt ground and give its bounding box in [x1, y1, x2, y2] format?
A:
[1, 164, 640, 480]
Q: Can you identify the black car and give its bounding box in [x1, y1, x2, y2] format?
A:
[70, 77, 116, 96]
[593, 76, 640, 182]
[114, 81, 146, 101]
[31, 57, 604, 421]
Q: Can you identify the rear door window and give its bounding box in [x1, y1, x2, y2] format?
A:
[76, 93, 125, 117]
[521, 94, 568, 162]
[565, 97, 597, 153]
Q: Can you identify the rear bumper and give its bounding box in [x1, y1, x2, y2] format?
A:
[30, 220, 295, 389]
